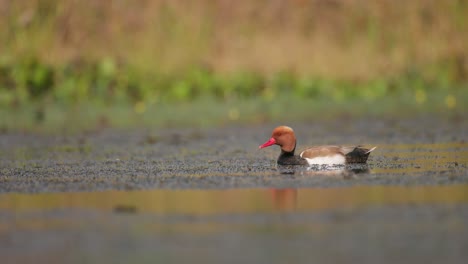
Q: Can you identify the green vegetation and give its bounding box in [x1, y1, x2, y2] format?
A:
[0, 0, 466, 132]
[0, 57, 464, 104]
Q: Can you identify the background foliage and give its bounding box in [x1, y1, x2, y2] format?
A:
[0, 0, 466, 130]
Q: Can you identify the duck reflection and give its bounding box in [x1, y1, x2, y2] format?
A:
[269, 188, 297, 211]
[269, 165, 370, 211]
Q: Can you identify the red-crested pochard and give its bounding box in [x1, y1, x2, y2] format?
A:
[259, 126, 376, 166]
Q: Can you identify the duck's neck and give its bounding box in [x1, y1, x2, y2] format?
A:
[278, 143, 308, 165]
[280, 147, 295, 156]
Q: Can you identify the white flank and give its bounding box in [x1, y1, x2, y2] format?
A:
[303, 155, 346, 165]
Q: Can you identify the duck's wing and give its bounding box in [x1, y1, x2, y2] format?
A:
[299, 146, 346, 165]
[299, 145, 344, 159]
[300, 145, 377, 164]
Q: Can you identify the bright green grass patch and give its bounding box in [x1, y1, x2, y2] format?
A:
[0, 57, 465, 104]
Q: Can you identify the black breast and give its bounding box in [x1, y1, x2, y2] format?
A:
[277, 151, 308, 165]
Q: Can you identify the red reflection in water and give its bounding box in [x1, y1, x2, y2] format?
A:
[269, 189, 297, 211]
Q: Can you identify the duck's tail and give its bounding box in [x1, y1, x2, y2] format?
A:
[345, 146, 377, 163]
[365, 146, 377, 154]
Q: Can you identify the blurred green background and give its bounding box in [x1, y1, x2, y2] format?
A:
[0, 0, 466, 132]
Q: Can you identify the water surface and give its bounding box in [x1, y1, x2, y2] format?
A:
[1, 117, 467, 263]
[2, 185, 468, 264]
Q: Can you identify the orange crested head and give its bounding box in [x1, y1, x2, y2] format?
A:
[259, 126, 297, 153]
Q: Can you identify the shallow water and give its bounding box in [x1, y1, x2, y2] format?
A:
[1, 185, 468, 264]
[1, 140, 466, 192]
[0, 117, 467, 263]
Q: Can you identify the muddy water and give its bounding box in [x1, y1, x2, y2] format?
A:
[0, 117, 467, 263]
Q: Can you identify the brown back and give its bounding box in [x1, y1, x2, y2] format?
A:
[300, 145, 350, 159]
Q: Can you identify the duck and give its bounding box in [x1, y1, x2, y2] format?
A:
[259, 126, 376, 166]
